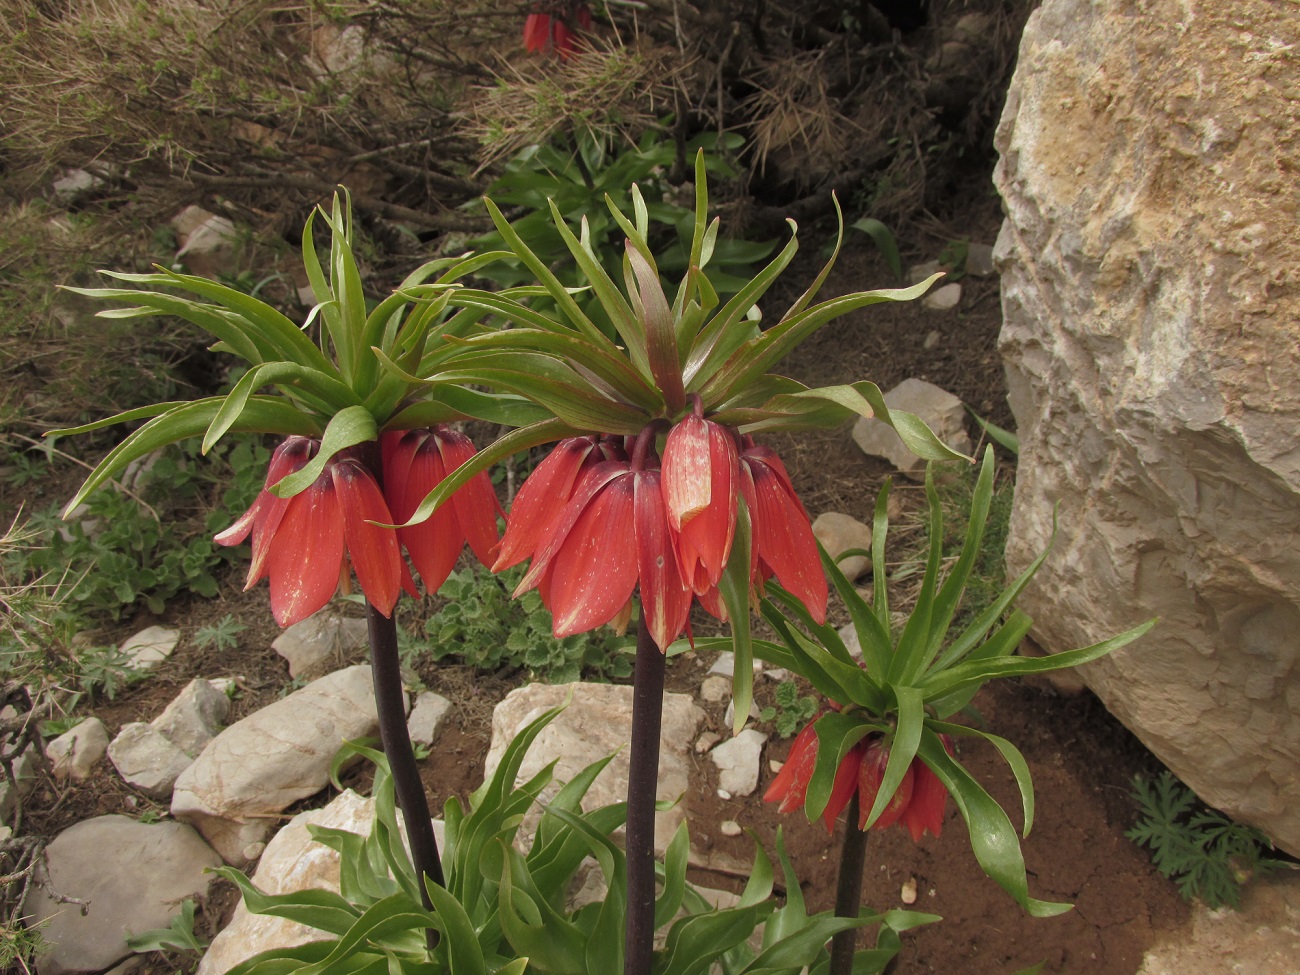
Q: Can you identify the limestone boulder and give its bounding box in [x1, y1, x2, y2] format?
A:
[995, 0, 1300, 852]
[172, 665, 386, 865]
[484, 683, 705, 855]
[25, 816, 220, 975]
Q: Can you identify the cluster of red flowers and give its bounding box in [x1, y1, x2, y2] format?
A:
[522, 3, 592, 60]
[219, 401, 822, 659]
[765, 720, 954, 842]
[492, 409, 826, 652]
[216, 430, 500, 627]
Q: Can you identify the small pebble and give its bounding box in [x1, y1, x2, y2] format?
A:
[716, 788, 732, 801]
[923, 329, 941, 350]
[901, 878, 918, 905]
[720, 820, 742, 837]
[769, 759, 784, 773]
[695, 731, 721, 754]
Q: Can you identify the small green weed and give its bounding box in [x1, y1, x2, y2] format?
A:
[194, 614, 246, 652]
[410, 564, 633, 683]
[760, 680, 819, 738]
[125, 898, 207, 953]
[1127, 771, 1282, 909]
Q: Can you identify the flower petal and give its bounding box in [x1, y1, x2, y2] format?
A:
[333, 459, 402, 618]
[267, 473, 345, 627]
[823, 740, 867, 834]
[398, 438, 464, 595]
[748, 453, 827, 623]
[900, 758, 949, 841]
[435, 428, 502, 567]
[495, 437, 598, 572]
[672, 422, 738, 594]
[763, 719, 820, 813]
[858, 740, 915, 831]
[662, 417, 712, 529]
[546, 472, 638, 638]
[634, 469, 692, 651]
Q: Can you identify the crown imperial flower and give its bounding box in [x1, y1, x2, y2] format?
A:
[661, 411, 739, 595]
[764, 721, 953, 841]
[216, 436, 404, 627]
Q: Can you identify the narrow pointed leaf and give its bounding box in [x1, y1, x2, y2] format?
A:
[627, 242, 684, 413]
[860, 685, 925, 830]
[270, 405, 378, 498]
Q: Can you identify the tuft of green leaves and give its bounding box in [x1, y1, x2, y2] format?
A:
[410, 564, 632, 683]
[760, 680, 819, 739]
[194, 613, 247, 652]
[1127, 771, 1281, 909]
[126, 898, 207, 953]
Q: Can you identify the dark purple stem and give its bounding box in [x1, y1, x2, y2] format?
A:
[367, 590, 443, 953]
[830, 793, 869, 975]
[624, 613, 665, 975]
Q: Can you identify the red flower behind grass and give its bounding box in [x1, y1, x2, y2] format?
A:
[765, 718, 954, 841]
[523, 3, 592, 60]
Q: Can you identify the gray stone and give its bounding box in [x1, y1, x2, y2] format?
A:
[198, 790, 446, 975]
[852, 378, 972, 478]
[908, 261, 943, 285]
[172, 206, 239, 280]
[724, 697, 762, 730]
[48, 718, 109, 781]
[995, 0, 1300, 854]
[706, 651, 761, 679]
[812, 512, 872, 581]
[25, 815, 220, 975]
[0, 745, 39, 824]
[51, 169, 103, 203]
[271, 613, 368, 680]
[406, 691, 452, 748]
[484, 683, 704, 856]
[922, 282, 962, 311]
[700, 675, 731, 703]
[172, 665, 388, 865]
[108, 723, 193, 800]
[709, 729, 767, 797]
[965, 242, 996, 277]
[120, 625, 179, 674]
[153, 679, 230, 756]
[1138, 874, 1300, 975]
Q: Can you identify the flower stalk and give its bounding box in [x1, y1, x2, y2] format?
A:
[830, 793, 870, 975]
[624, 611, 666, 975]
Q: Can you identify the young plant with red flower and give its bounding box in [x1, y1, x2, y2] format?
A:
[693, 449, 1154, 974]
[51, 192, 545, 934]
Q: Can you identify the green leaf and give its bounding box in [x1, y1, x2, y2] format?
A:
[211, 867, 361, 935]
[201, 361, 359, 454]
[932, 722, 1036, 836]
[60, 396, 320, 516]
[860, 685, 924, 830]
[915, 731, 1071, 917]
[424, 879, 487, 975]
[805, 712, 874, 824]
[627, 241, 684, 413]
[848, 217, 903, 281]
[269, 405, 378, 498]
[720, 495, 755, 734]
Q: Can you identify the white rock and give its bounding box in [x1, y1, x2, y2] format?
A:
[762, 667, 791, 682]
[48, 717, 109, 781]
[51, 168, 103, 202]
[484, 683, 704, 856]
[108, 723, 194, 800]
[406, 691, 452, 747]
[908, 261, 943, 285]
[838, 622, 863, 661]
[719, 820, 743, 837]
[812, 512, 872, 581]
[852, 378, 972, 478]
[923, 329, 942, 350]
[900, 877, 918, 904]
[24, 816, 220, 975]
[153, 679, 230, 756]
[706, 651, 762, 678]
[172, 205, 239, 280]
[996, 0, 1300, 854]
[716, 788, 732, 801]
[694, 731, 721, 755]
[172, 665, 388, 865]
[724, 697, 762, 729]
[0, 745, 39, 823]
[198, 790, 447, 975]
[271, 613, 368, 680]
[709, 729, 767, 798]
[769, 759, 784, 774]
[120, 625, 180, 674]
[699, 675, 731, 703]
[922, 282, 962, 311]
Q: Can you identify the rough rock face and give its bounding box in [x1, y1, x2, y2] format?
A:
[994, 0, 1300, 852]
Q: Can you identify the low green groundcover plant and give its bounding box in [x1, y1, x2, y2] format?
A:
[1127, 771, 1283, 909]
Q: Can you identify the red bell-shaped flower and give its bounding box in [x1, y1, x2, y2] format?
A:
[511, 451, 691, 651]
[661, 413, 739, 595]
[382, 426, 502, 595]
[765, 720, 953, 841]
[739, 438, 827, 624]
[215, 437, 403, 627]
